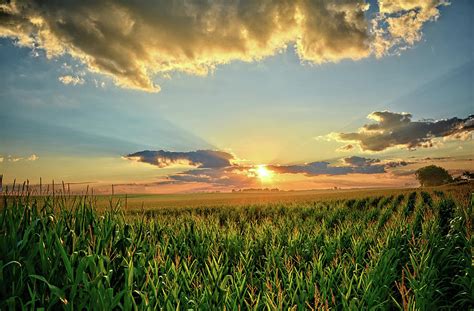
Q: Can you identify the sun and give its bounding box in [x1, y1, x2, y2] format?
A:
[255, 165, 274, 183]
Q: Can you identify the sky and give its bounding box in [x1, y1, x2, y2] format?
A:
[0, 0, 473, 193]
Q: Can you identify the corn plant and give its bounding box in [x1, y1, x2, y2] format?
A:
[0, 188, 472, 310]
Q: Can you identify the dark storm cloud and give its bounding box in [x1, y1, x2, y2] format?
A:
[126, 149, 234, 168]
[335, 111, 474, 152]
[0, 0, 446, 92]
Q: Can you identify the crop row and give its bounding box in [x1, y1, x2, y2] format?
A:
[0, 191, 472, 309]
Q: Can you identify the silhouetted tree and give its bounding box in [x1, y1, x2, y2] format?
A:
[415, 165, 452, 187]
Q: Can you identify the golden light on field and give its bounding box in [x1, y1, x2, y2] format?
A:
[255, 165, 274, 183]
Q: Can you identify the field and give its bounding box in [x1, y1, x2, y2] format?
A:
[1, 184, 473, 309]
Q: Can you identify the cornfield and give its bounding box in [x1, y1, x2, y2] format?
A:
[1, 187, 473, 309]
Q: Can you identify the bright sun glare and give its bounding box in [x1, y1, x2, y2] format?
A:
[255, 165, 273, 183]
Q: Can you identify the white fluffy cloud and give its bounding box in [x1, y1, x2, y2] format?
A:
[58, 75, 85, 86]
[0, 0, 448, 92]
[3, 154, 39, 162]
[27, 154, 39, 161]
[8, 156, 22, 162]
[372, 0, 449, 56]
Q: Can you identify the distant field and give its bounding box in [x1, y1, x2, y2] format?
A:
[2, 182, 472, 210]
[1, 183, 472, 309]
[91, 183, 473, 211]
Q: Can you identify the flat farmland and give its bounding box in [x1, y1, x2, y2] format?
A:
[1, 183, 473, 309]
[91, 183, 473, 211]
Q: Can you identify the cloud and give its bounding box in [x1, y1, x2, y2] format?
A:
[124, 148, 414, 189]
[93, 79, 106, 88]
[27, 154, 39, 161]
[158, 157, 408, 187]
[125, 150, 234, 168]
[337, 144, 355, 152]
[3, 154, 39, 162]
[371, 0, 449, 57]
[267, 156, 407, 176]
[343, 156, 380, 166]
[391, 169, 417, 177]
[333, 111, 473, 152]
[269, 161, 354, 176]
[161, 167, 256, 188]
[384, 160, 409, 168]
[0, 0, 447, 92]
[8, 156, 22, 162]
[58, 75, 85, 86]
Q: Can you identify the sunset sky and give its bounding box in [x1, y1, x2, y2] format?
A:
[0, 0, 473, 193]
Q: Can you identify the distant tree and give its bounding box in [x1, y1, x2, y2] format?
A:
[415, 165, 453, 187]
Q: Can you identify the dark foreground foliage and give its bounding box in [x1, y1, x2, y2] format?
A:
[0, 191, 473, 310]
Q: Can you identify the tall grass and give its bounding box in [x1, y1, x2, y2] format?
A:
[0, 189, 472, 309]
